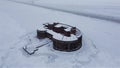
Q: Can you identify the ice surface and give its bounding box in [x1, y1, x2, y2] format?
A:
[0, 0, 120, 68]
[0, 31, 98, 68]
[10, 0, 120, 23]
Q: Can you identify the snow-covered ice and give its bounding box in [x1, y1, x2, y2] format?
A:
[0, 31, 97, 68]
[12, 0, 120, 23]
[0, 0, 120, 68]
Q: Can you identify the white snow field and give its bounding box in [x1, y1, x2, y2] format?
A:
[10, 0, 120, 23]
[0, 0, 120, 68]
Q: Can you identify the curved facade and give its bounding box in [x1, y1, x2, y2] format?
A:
[37, 23, 82, 52]
[52, 36, 82, 52]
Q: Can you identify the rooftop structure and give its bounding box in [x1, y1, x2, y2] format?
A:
[37, 23, 82, 52]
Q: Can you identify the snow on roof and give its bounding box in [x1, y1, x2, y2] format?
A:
[46, 29, 78, 41]
[47, 29, 63, 40]
[64, 27, 71, 31]
[37, 23, 81, 41]
[37, 27, 46, 31]
[75, 29, 82, 37]
[62, 34, 77, 41]
[55, 24, 63, 27]
[55, 23, 72, 32]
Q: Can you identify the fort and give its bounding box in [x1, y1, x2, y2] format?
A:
[37, 23, 82, 52]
